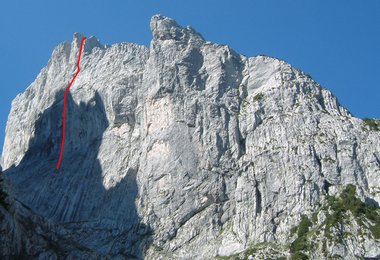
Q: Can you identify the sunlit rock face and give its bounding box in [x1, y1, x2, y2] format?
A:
[1, 15, 380, 259]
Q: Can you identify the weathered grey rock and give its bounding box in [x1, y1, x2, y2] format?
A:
[0, 169, 102, 258]
[1, 14, 380, 259]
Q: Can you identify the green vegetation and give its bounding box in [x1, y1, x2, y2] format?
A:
[324, 184, 380, 239]
[253, 93, 264, 102]
[289, 184, 380, 259]
[216, 184, 380, 259]
[291, 252, 309, 260]
[151, 244, 164, 252]
[238, 93, 265, 116]
[322, 156, 335, 164]
[363, 118, 380, 131]
[290, 226, 298, 236]
[322, 240, 327, 257]
[290, 215, 312, 259]
[297, 216, 313, 239]
[311, 212, 318, 224]
[218, 185, 380, 260]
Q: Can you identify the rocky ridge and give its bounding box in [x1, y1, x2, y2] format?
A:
[1, 15, 380, 259]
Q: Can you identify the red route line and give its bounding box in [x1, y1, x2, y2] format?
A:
[56, 37, 87, 170]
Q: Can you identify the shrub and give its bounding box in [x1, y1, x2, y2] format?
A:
[297, 215, 312, 238]
[325, 184, 380, 239]
[363, 118, 379, 131]
[290, 215, 312, 258]
[291, 252, 309, 260]
[253, 93, 264, 102]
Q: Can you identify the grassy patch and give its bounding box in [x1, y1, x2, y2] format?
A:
[363, 118, 379, 131]
[238, 93, 265, 116]
[217, 185, 380, 260]
[151, 244, 164, 252]
[253, 93, 264, 102]
[291, 252, 309, 260]
[324, 184, 380, 239]
[312, 212, 318, 224]
[290, 215, 312, 259]
[322, 156, 335, 164]
[290, 226, 298, 236]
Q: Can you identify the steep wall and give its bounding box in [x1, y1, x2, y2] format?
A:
[1, 15, 380, 259]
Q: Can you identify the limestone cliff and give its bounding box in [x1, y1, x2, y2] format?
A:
[1, 15, 380, 259]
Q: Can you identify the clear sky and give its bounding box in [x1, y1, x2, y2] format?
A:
[1, 0, 379, 156]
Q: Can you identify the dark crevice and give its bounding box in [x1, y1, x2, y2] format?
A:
[238, 135, 246, 157]
[323, 180, 332, 195]
[255, 181, 262, 214]
[373, 153, 380, 167]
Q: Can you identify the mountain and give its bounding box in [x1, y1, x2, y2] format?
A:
[1, 15, 380, 259]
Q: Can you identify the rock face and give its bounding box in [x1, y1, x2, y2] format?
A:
[1, 15, 380, 259]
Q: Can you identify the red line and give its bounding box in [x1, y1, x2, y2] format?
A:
[56, 37, 87, 170]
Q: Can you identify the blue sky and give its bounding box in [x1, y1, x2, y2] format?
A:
[0, 1, 379, 156]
